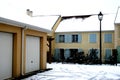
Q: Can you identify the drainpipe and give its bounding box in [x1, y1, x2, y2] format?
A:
[21, 26, 27, 75]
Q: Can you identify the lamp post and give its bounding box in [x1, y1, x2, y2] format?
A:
[98, 12, 103, 64]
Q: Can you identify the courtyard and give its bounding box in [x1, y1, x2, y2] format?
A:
[23, 63, 120, 80]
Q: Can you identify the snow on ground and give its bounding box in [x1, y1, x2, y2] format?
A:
[23, 63, 120, 80]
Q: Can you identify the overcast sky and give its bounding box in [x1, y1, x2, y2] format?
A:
[0, 0, 120, 31]
[1, 0, 119, 15]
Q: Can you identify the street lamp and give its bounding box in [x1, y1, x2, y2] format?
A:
[98, 12, 103, 64]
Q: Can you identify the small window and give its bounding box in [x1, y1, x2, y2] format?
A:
[72, 35, 78, 42]
[59, 35, 65, 42]
[89, 34, 96, 43]
[104, 34, 112, 43]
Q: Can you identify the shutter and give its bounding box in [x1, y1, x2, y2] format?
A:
[64, 49, 70, 59]
[65, 34, 68, 43]
[117, 46, 120, 62]
[78, 34, 82, 42]
[105, 49, 111, 60]
[96, 49, 99, 58]
[54, 48, 60, 61]
[55, 34, 59, 43]
[65, 34, 72, 43]
[68, 34, 72, 43]
[78, 48, 83, 52]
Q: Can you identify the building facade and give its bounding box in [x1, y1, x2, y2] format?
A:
[50, 7, 120, 63]
[115, 23, 120, 62]
[114, 7, 120, 62]
[53, 30, 115, 62]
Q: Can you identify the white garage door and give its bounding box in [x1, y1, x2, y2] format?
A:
[26, 36, 40, 73]
[0, 32, 13, 80]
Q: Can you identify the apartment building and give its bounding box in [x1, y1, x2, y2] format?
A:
[54, 31, 114, 62]
[50, 7, 120, 63]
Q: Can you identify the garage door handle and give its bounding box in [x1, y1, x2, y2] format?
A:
[31, 61, 33, 63]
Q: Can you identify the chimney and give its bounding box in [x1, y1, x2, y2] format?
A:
[26, 9, 33, 17]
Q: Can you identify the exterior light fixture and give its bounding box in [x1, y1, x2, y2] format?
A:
[98, 12, 103, 64]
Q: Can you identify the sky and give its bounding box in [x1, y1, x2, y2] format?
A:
[0, 0, 120, 31]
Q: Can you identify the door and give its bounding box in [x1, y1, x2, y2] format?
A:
[0, 32, 13, 79]
[26, 36, 40, 73]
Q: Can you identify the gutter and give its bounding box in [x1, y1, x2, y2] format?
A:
[21, 26, 28, 75]
[51, 15, 61, 30]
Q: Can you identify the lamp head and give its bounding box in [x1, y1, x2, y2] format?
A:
[98, 12, 103, 21]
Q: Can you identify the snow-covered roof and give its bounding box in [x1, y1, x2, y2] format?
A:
[56, 14, 115, 32]
[0, 8, 60, 33]
[115, 7, 120, 24]
[0, 16, 52, 33]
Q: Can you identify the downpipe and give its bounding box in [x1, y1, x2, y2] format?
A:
[21, 26, 27, 75]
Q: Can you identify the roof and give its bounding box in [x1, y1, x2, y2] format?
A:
[0, 17, 51, 33]
[55, 30, 114, 34]
[56, 14, 115, 32]
[114, 7, 120, 24]
[0, 8, 60, 33]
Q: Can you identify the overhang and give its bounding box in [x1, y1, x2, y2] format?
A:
[0, 17, 51, 33]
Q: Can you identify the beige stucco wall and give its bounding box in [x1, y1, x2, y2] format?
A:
[115, 24, 120, 48]
[53, 31, 114, 61]
[0, 23, 22, 77]
[0, 23, 48, 78]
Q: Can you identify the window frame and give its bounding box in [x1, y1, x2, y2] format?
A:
[104, 33, 112, 43]
[59, 35, 65, 43]
[72, 34, 78, 43]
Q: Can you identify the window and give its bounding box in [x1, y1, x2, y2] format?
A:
[89, 34, 96, 43]
[59, 35, 65, 42]
[72, 35, 78, 42]
[104, 34, 112, 43]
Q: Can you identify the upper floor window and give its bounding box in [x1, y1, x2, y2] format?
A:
[56, 34, 82, 43]
[59, 35, 65, 42]
[104, 34, 112, 43]
[89, 34, 96, 43]
[72, 35, 78, 42]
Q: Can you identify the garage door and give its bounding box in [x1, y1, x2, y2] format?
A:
[0, 32, 13, 80]
[26, 36, 40, 73]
